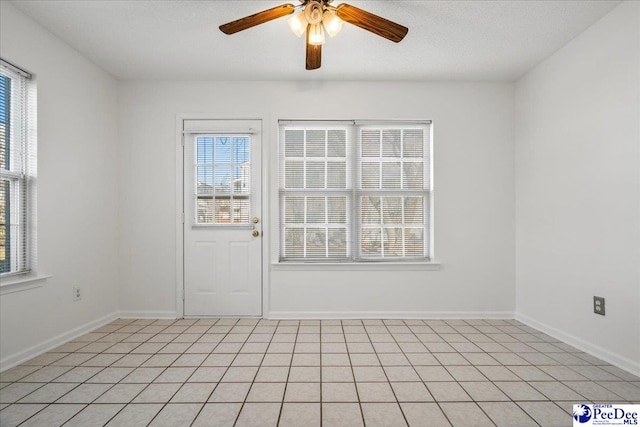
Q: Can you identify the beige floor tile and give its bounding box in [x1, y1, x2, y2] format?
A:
[0, 383, 45, 403]
[379, 353, 412, 366]
[391, 382, 433, 402]
[353, 366, 387, 382]
[171, 354, 208, 367]
[255, 366, 290, 382]
[120, 367, 164, 383]
[57, 383, 112, 404]
[600, 381, 640, 401]
[20, 366, 73, 382]
[440, 402, 494, 427]
[349, 354, 381, 366]
[171, 382, 217, 403]
[202, 354, 235, 367]
[384, 366, 421, 382]
[133, 383, 181, 403]
[261, 353, 292, 366]
[220, 366, 258, 382]
[357, 382, 397, 402]
[460, 382, 510, 401]
[246, 382, 286, 402]
[425, 382, 472, 402]
[141, 354, 180, 367]
[82, 353, 124, 367]
[284, 382, 320, 402]
[493, 381, 547, 401]
[401, 402, 451, 427]
[191, 403, 242, 427]
[0, 404, 46, 427]
[20, 383, 78, 403]
[321, 354, 350, 366]
[516, 401, 571, 427]
[188, 366, 226, 382]
[289, 366, 320, 382]
[445, 366, 486, 382]
[322, 382, 359, 402]
[111, 354, 152, 368]
[564, 380, 625, 401]
[17, 404, 82, 426]
[106, 403, 163, 426]
[322, 402, 364, 427]
[235, 402, 280, 427]
[322, 366, 354, 382]
[479, 401, 538, 427]
[0, 366, 40, 383]
[292, 353, 321, 366]
[280, 402, 320, 427]
[95, 383, 147, 403]
[506, 365, 555, 381]
[529, 381, 585, 400]
[231, 354, 264, 367]
[208, 383, 251, 403]
[63, 403, 124, 427]
[415, 366, 455, 382]
[361, 402, 407, 427]
[153, 367, 196, 383]
[86, 367, 134, 383]
[476, 365, 520, 381]
[148, 403, 202, 427]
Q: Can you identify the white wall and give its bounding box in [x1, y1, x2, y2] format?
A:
[118, 81, 515, 317]
[515, 1, 640, 374]
[0, 2, 120, 367]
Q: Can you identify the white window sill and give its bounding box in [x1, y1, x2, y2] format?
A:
[271, 262, 442, 271]
[0, 273, 51, 295]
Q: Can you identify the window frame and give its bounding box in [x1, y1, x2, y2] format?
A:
[278, 120, 432, 264]
[0, 59, 35, 279]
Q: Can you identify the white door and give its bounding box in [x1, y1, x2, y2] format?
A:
[183, 119, 262, 316]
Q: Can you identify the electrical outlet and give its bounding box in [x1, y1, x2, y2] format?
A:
[593, 296, 605, 316]
[73, 286, 81, 301]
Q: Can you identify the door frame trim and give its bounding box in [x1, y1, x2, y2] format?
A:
[175, 114, 267, 319]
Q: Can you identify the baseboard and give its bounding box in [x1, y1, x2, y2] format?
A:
[267, 311, 515, 320]
[118, 310, 178, 319]
[0, 311, 120, 372]
[515, 312, 640, 377]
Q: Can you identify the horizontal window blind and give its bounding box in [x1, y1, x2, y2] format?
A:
[1, 59, 36, 277]
[279, 120, 431, 262]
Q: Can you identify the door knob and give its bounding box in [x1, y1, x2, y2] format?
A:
[252, 230, 260, 237]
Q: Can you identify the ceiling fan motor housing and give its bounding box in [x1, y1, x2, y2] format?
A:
[304, 1, 324, 24]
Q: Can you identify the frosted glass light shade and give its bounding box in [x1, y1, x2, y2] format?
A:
[308, 23, 325, 45]
[322, 10, 343, 37]
[288, 12, 308, 37]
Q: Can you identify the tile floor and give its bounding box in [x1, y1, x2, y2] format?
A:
[1, 318, 639, 427]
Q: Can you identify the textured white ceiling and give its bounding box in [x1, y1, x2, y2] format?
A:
[9, 0, 620, 81]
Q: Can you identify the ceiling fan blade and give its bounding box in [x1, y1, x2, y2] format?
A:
[336, 3, 408, 43]
[220, 3, 296, 35]
[306, 26, 322, 70]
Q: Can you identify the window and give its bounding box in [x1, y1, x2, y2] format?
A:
[279, 120, 431, 262]
[1, 60, 35, 276]
[194, 135, 251, 225]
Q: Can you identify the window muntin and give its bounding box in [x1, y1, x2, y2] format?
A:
[279, 121, 431, 262]
[194, 135, 251, 225]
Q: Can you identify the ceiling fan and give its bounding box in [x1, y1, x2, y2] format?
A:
[219, 1, 408, 70]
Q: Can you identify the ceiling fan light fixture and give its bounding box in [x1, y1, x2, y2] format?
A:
[288, 12, 308, 37]
[308, 23, 325, 46]
[322, 9, 343, 37]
